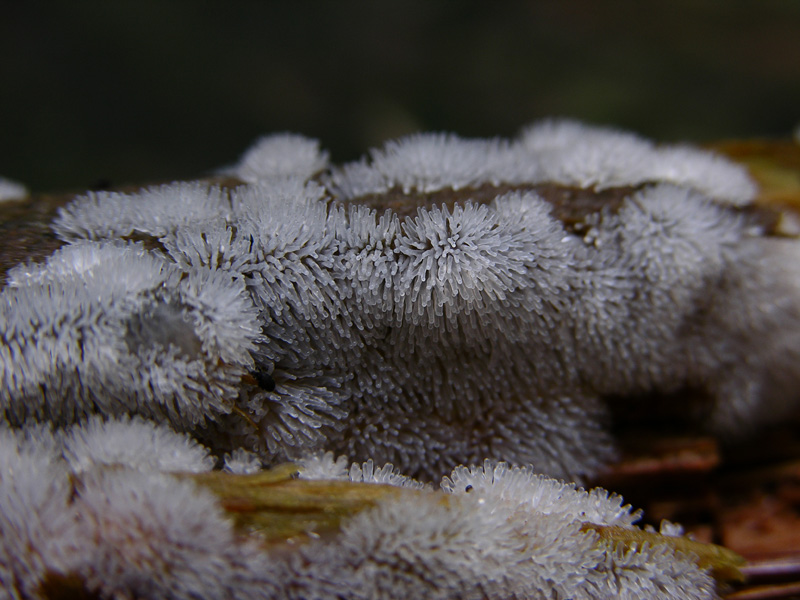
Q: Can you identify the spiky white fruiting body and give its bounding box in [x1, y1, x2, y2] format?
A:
[0, 428, 78, 600]
[297, 451, 429, 489]
[223, 447, 263, 474]
[265, 459, 720, 599]
[228, 133, 330, 183]
[0, 420, 720, 599]
[3, 120, 798, 482]
[54, 182, 231, 241]
[518, 119, 758, 204]
[63, 415, 216, 474]
[71, 470, 274, 600]
[1, 241, 262, 429]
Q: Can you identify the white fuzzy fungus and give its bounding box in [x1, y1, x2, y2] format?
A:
[228, 133, 330, 183]
[54, 181, 231, 241]
[2, 119, 797, 486]
[63, 415, 216, 474]
[223, 447, 264, 474]
[0, 420, 721, 599]
[1, 241, 262, 429]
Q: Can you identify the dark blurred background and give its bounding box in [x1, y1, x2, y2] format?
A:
[1, 1, 799, 193]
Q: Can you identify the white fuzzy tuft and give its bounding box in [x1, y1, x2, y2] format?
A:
[285, 461, 714, 599]
[1, 241, 261, 430]
[3, 116, 766, 597]
[0, 419, 725, 599]
[63, 415, 216, 474]
[231, 133, 329, 183]
[442, 460, 640, 527]
[296, 451, 350, 480]
[72, 469, 268, 600]
[2, 119, 793, 483]
[519, 119, 756, 204]
[53, 182, 231, 241]
[648, 145, 757, 206]
[347, 458, 428, 489]
[0, 428, 79, 598]
[330, 119, 756, 206]
[223, 447, 263, 474]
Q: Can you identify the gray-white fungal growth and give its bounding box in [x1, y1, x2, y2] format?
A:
[517, 119, 758, 204]
[291, 461, 717, 600]
[327, 119, 757, 204]
[53, 181, 231, 240]
[1, 241, 262, 427]
[62, 415, 216, 474]
[3, 120, 800, 481]
[0, 419, 723, 599]
[227, 132, 330, 183]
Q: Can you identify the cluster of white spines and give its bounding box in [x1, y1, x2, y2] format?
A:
[0, 419, 719, 599]
[63, 415, 216, 473]
[394, 201, 531, 328]
[294, 458, 716, 600]
[227, 133, 329, 183]
[0, 419, 281, 600]
[330, 133, 522, 196]
[297, 451, 428, 489]
[223, 447, 264, 474]
[0, 427, 78, 600]
[442, 460, 640, 527]
[1, 240, 261, 428]
[54, 181, 231, 241]
[519, 119, 757, 204]
[4, 118, 796, 482]
[329, 119, 757, 205]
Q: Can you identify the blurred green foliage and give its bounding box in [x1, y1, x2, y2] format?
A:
[1, 1, 799, 192]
